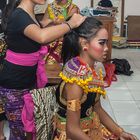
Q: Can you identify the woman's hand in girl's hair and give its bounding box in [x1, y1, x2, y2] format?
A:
[119, 131, 138, 140]
[67, 13, 86, 29]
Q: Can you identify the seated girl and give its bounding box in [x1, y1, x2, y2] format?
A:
[54, 17, 138, 140]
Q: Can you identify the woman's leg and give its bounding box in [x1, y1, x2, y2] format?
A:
[0, 120, 5, 140]
[0, 88, 27, 140]
[0, 100, 6, 140]
[4, 98, 26, 140]
[26, 132, 33, 140]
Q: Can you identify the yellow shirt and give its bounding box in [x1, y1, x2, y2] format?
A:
[47, 2, 77, 20]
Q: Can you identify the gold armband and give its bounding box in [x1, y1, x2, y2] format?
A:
[67, 99, 81, 111]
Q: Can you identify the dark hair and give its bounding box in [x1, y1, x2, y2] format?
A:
[1, 0, 21, 32]
[61, 17, 103, 64]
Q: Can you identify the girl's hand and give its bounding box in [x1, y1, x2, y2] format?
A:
[119, 131, 138, 140]
[67, 13, 86, 29]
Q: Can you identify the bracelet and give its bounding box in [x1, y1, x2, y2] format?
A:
[65, 22, 72, 31]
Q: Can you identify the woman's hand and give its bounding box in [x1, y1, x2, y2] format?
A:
[119, 131, 138, 140]
[40, 18, 53, 27]
[67, 13, 86, 29]
[53, 17, 64, 24]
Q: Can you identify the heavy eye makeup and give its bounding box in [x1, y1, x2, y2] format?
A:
[98, 39, 108, 46]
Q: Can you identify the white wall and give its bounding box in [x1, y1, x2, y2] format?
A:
[124, 0, 140, 18]
[73, 0, 90, 9]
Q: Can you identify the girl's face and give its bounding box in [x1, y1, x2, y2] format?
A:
[86, 28, 109, 62]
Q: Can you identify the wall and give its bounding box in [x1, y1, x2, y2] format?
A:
[73, 0, 90, 9]
[124, 0, 140, 18]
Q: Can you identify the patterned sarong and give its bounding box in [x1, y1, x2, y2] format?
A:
[0, 87, 28, 140]
[0, 98, 6, 121]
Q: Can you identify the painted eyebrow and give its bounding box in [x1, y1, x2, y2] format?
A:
[98, 39, 108, 42]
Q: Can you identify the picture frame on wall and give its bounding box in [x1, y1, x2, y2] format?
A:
[91, 0, 125, 36]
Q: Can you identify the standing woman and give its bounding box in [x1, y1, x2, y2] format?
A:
[0, 0, 85, 139]
[0, 23, 7, 140]
[0, 103, 6, 140]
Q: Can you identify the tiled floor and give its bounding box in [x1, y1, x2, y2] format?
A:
[102, 48, 140, 139]
[4, 48, 140, 139]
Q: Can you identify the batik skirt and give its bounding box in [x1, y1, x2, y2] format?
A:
[54, 112, 118, 140]
[0, 87, 29, 140]
[0, 99, 6, 121]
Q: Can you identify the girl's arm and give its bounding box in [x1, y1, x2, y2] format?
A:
[24, 14, 85, 44]
[94, 99, 138, 140]
[94, 100, 122, 136]
[64, 83, 91, 140]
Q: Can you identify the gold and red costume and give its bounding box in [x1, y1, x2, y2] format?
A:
[54, 57, 120, 140]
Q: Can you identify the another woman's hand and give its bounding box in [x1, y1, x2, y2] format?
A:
[53, 17, 64, 24]
[119, 131, 138, 140]
[40, 18, 53, 27]
[67, 13, 86, 29]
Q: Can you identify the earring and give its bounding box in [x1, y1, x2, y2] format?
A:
[83, 47, 88, 51]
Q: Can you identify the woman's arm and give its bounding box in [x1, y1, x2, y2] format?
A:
[94, 100, 138, 140]
[24, 14, 85, 44]
[40, 17, 53, 28]
[64, 83, 91, 140]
